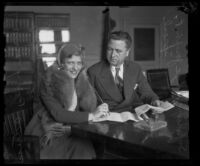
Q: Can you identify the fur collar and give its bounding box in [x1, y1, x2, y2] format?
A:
[49, 63, 97, 113]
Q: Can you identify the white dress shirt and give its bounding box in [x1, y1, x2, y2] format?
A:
[110, 64, 124, 80]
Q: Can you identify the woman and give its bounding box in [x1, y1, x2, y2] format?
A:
[24, 43, 109, 159]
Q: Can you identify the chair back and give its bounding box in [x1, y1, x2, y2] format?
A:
[146, 68, 171, 99]
[4, 90, 40, 163]
[4, 90, 33, 137]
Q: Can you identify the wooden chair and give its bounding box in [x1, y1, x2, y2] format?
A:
[4, 90, 40, 163]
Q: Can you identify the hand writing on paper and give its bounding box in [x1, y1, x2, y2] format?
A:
[92, 103, 110, 120]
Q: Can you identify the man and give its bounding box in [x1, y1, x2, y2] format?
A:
[87, 31, 161, 113]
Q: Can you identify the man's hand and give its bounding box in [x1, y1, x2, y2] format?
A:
[151, 100, 161, 107]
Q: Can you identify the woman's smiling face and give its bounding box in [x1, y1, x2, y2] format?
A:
[62, 55, 83, 79]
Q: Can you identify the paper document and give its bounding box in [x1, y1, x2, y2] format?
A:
[175, 90, 189, 99]
[135, 101, 174, 115]
[92, 101, 174, 123]
[92, 111, 143, 122]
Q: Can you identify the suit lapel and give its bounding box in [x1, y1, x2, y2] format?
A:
[121, 61, 143, 107]
[99, 62, 123, 102]
[123, 61, 134, 100]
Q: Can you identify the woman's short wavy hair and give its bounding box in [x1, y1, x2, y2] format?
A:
[58, 43, 85, 65]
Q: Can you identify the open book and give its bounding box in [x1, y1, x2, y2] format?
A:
[92, 111, 143, 122]
[92, 101, 174, 123]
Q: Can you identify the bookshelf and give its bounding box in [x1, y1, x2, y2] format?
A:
[4, 12, 36, 94]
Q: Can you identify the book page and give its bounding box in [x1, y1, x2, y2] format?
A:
[92, 112, 142, 122]
[92, 112, 123, 122]
[107, 112, 123, 122]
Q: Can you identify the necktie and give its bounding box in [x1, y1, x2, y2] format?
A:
[115, 67, 124, 96]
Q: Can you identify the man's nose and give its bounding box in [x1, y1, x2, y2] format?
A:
[111, 50, 117, 58]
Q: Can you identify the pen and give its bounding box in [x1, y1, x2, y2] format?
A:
[94, 90, 104, 104]
[94, 89, 110, 116]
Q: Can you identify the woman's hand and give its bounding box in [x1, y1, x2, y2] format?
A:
[41, 123, 71, 147]
[96, 103, 109, 114]
[89, 103, 109, 120]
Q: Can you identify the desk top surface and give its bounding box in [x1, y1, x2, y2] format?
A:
[71, 106, 189, 159]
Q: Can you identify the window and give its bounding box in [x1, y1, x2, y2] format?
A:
[35, 14, 70, 67]
[42, 57, 56, 68]
[39, 30, 54, 42]
[61, 30, 70, 42]
[38, 29, 70, 54]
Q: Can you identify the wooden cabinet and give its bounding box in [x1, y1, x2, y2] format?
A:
[4, 12, 36, 94]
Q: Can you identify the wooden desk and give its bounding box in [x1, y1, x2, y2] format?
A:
[71, 107, 189, 159]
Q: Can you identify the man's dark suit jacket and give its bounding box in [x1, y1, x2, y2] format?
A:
[87, 60, 159, 112]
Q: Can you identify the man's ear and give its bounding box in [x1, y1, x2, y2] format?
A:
[126, 49, 130, 57]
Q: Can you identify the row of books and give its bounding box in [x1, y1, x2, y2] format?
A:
[6, 80, 33, 87]
[36, 17, 69, 27]
[5, 73, 33, 88]
[5, 32, 32, 44]
[4, 17, 32, 30]
[4, 86, 32, 94]
[4, 61, 33, 72]
[5, 46, 32, 59]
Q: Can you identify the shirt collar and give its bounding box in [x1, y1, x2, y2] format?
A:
[110, 63, 124, 72]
